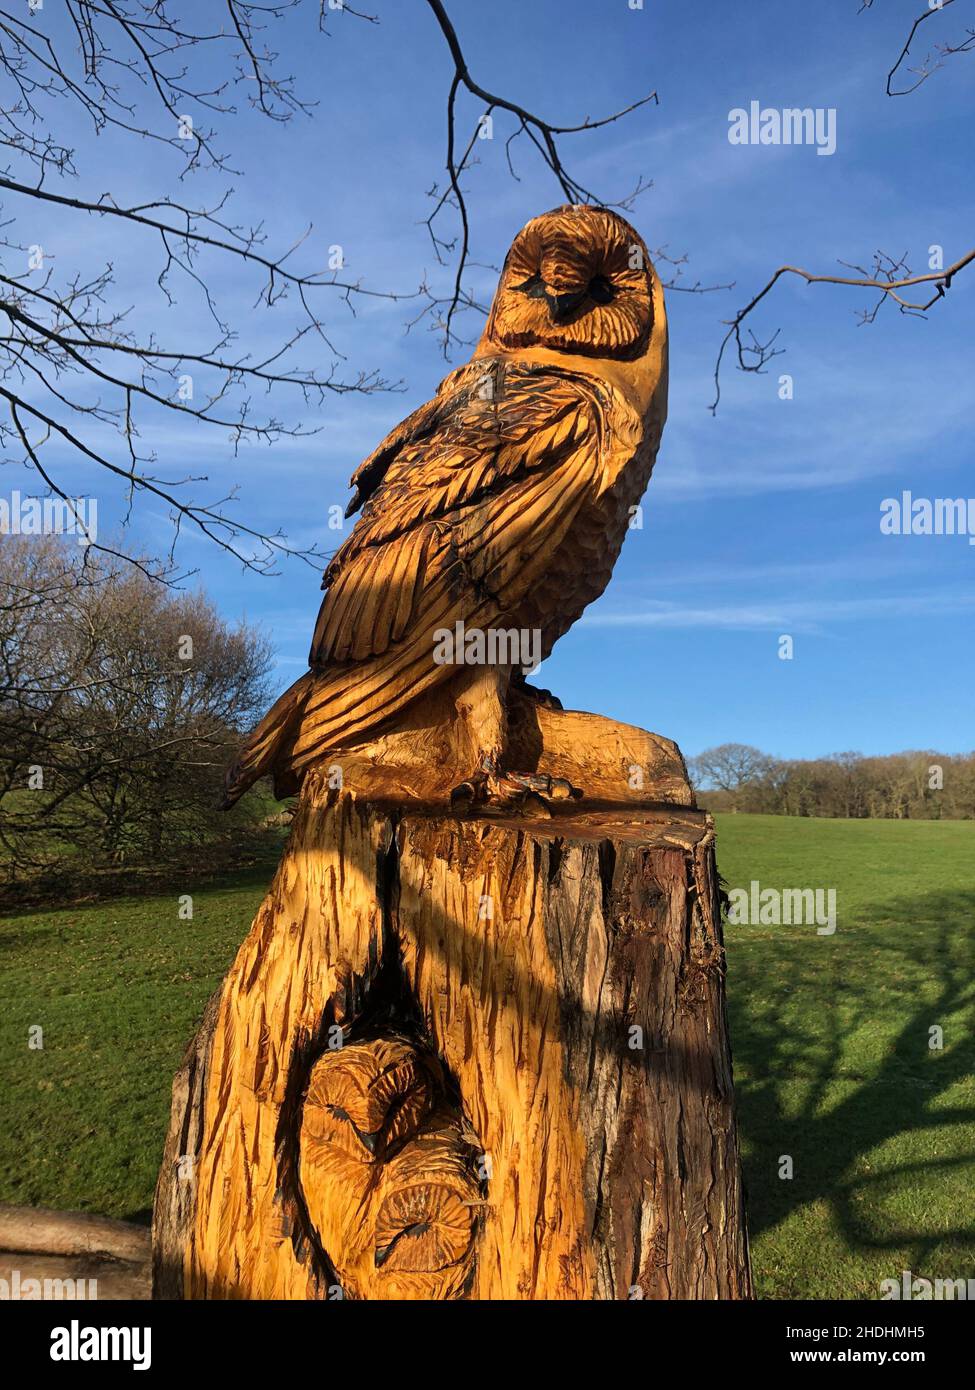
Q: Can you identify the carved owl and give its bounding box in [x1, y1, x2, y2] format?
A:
[224, 204, 668, 807]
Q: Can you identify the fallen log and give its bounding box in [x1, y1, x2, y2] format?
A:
[0, 1203, 151, 1300]
[0, 1204, 149, 1264]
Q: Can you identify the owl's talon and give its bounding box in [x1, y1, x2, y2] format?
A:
[450, 765, 583, 812]
[450, 775, 486, 806]
[507, 772, 583, 801]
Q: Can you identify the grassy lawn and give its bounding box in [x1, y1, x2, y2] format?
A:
[0, 856, 279, 1224]
[716, 814, 975, 1300]
[0, 814, 972, 1299]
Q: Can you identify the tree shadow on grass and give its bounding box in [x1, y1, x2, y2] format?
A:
[730, 886, 975, 1276]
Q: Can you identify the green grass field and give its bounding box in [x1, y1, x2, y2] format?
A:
[0, 814, 972, 1298]
[718, 815, 975, 1299]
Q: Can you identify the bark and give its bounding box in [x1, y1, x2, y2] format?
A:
[0, 1204, 149, 1263]
[0, 1204, 150, 1300]
[0, 1251, 149, 1300]
[153, 751, 751, 1301]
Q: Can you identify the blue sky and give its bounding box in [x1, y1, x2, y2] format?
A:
[10, 0, 975, 760]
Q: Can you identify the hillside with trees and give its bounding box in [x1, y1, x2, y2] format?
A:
[0, 537, 274, 897]
[690, 742, 975, 819]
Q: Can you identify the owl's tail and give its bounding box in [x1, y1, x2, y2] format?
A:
[222, 642, 451, 809]
[221, 671, 315, 808]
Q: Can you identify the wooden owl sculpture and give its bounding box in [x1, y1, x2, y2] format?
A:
[155, 211, 757, 1301]
[224, 204, 668, 809]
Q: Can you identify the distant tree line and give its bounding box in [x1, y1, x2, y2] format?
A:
[0, 537, 274, 896]
[689, 743, 975, 820]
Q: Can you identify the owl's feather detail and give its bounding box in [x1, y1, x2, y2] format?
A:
[223, 205, 668, 807]
[310, 364, 595, 666]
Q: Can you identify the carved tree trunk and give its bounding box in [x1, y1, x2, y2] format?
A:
[154, 734, 751, 1300]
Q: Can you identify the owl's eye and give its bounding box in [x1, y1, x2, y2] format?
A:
[515, 272, 615, 307]
[587, 274, 615, 305]
[513, 273, 546, 299]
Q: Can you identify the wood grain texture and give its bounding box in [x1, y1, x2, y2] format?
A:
[155, 207, 753, 1300]
[222, 205, 669, 808]
[0, 1204, 151, 1300]
[0, 1204, 149, 1264]
[153, 759, 751, 1301]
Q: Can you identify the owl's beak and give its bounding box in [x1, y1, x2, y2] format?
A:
[544, 287, 586, 323]
[514, 273, 588, 322]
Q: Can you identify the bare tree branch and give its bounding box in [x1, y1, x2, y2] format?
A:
[0, 1, 683, 574]
[419, 0, 662, 350]
[0, 2, 412, 578]
[861, 0, 975, 95]
[710, 247, 975, 412]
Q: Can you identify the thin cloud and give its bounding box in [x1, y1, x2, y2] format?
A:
[583, 591, 975, 633]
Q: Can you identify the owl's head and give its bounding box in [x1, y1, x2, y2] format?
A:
[483, 205, 655, 359]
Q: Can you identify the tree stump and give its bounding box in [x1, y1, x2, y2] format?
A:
[153, 707, 751, 1300]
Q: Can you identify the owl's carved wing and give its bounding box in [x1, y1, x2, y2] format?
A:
[309, 364, 607, 668]
[342, 388, 459, 518]
[223, 363, 629, 806]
